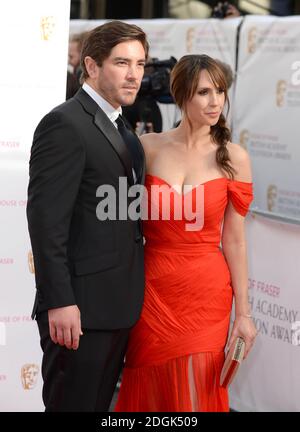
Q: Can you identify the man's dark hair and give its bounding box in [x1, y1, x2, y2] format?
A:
[80, 21, 149, 84]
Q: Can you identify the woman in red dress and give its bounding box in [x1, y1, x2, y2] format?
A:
[115, 54, 257, 412]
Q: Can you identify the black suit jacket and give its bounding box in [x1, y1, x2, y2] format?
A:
[27, 88, 145, 329]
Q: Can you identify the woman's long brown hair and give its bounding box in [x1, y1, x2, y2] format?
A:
[170, 54, 236, 179]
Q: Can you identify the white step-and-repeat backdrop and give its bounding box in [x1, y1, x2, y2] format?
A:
[0, 0, 70, 411]
[1, 9, 299, 411]
[230, 15, 300, 412]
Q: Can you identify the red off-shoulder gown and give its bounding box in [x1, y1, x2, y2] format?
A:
[115, 174, 253, 412]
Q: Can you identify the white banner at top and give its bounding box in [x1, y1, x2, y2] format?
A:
[70, 18, 241, 65]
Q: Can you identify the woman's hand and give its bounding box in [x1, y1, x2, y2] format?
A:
[227, 315, 257, 359]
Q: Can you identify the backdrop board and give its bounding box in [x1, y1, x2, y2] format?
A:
[232, 16, 300, 223]
[230, 214, 300, 412]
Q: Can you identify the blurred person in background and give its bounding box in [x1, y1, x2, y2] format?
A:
[66, 32, 88, 99]
[68, 32, 87, 77]
[169, 0, 241, 19]
[211, 1, 241, 18]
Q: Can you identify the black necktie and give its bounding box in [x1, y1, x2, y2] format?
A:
[116, 115, 143, 182]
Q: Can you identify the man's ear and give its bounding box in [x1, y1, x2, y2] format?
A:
[84, 56, 99, 79]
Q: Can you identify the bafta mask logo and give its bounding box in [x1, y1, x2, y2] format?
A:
[239, 129, 250, 150]
[21, 364, 39, 390]
[276, 80, 287, 107]
[186, 27, 195, 53]
[267, 184, 278, 212]
[247, 27, 257, 54]
[40, 16, 56, 41]
[28, 251, 35, 274]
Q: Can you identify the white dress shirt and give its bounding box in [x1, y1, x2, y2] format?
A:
[82, 82, 121, 127]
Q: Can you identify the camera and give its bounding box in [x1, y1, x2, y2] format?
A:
[211, 1, 230, 19]
[122, 57, 177, 133]
[138, 56, 177, 104]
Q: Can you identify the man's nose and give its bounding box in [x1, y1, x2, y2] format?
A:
[126, 65, 138, 80]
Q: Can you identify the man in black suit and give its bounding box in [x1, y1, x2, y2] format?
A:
[27, 21, 148, 411]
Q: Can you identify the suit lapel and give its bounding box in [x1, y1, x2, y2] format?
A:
[75, 88, 134, 185]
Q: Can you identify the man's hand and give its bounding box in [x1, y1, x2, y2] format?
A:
[224, 4, 241, 18]
[48, 305, 83, 350]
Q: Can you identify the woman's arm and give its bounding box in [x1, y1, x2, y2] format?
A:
[222, 143, 257, 358]
[222, 202, 251, 316]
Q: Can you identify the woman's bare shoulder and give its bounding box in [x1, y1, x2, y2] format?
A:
[139, 131, 172, 155]
[139, 132, 159, 147]
[227, 142, 252, 182]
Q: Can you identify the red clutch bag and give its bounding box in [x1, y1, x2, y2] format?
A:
[220, 337, 245, 388]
